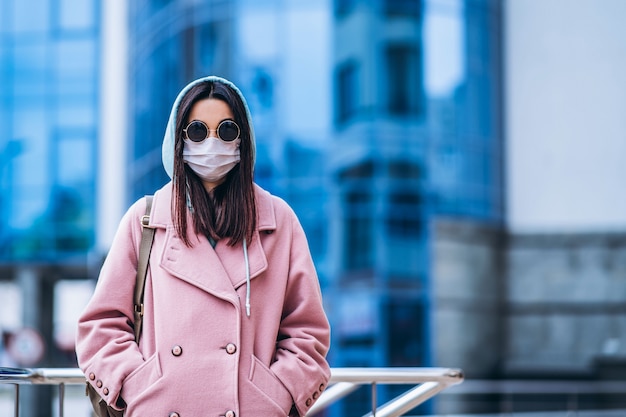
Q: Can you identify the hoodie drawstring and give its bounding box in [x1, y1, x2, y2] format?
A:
[243, 238, 251, 317]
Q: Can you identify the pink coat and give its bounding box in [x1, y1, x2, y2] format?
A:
[76, 182, 331, 416]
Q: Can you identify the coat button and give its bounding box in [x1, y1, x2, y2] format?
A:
[319, 383, 325, 392]
[306, 398, 312, 406]
[225, 343, 237, 354]
[225, 410, 236, 417]
[169, 413, 180, 417]
[88, 373, 95, 381]
[313, 391, 319, 399]
[96, 380, 103, 388]
[171, 345, 183, 356]
[103, 387, 109, 396]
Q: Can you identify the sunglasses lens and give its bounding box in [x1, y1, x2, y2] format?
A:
[186, 121, 208, 142]
[218, 120, 240, 142]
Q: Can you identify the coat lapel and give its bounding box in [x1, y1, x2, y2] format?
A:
[150, 182, 277, 300]
[159, 228, 240, 303]
[215, 230, 268, 290]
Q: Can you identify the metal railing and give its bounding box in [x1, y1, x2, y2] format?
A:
[0, 366, 464, 417]
[0, 367, 85, 417]
[308, 367, 464, 416]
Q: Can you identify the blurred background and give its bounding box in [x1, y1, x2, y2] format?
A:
[1, 0, 626, 416]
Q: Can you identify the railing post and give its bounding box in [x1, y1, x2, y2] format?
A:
[14, 384, 19, 417]
[371, 382, 377, 417]
[59, 383, 66, 417]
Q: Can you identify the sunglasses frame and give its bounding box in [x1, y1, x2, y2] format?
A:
[183, 119, 241, 143]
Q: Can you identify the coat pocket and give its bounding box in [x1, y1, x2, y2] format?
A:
[247, 354, 293, 414]
[121, 352, 163, 405]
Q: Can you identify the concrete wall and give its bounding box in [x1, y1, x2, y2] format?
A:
[430, 218, 505, 378]
[505, 232, 626, 375]
[431, 219, 626, 412]
[430, 219, 626, 372]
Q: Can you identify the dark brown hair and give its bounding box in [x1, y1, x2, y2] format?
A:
[172, 80, 256, 247]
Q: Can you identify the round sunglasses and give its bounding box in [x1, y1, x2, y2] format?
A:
[183, 119, 240, 142]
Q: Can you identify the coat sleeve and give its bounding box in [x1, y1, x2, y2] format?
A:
[75, 198, 147, 411]
[270, 205, 331, 417]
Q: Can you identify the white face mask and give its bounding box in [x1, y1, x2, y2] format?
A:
[183, 137, 241, 182]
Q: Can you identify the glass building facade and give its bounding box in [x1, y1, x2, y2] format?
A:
[0, 1, 101, 414]
[0, 0, 100, 262]
[326, 0, 502, 414]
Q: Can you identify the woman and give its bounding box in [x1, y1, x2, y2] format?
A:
[76, 76, 331, 416]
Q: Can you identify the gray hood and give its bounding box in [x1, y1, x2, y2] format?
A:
[161, 75, 255, 179]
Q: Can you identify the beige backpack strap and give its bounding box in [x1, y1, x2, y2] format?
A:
[133, 195, 155, 343]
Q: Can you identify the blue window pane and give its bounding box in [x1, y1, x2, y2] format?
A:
[386, 44, 423, 116]
[335, 0, 356, 17]
[56, 74, 97, 99]
[13, 42, 47, 69]
[385, 0, 423, 18]
[11, 108, 49, 188]
[59, 0, 95, 30]
[13, 43, 48, 98]
[56, 103, 96, 128]
[385, 298, 426, 366]
[0, 3, 8, 34]
[12, 0, 50, 33]
[343, 189, 374, 271]
[337, 61, 359, 123]
[56, 40, 95, 73]
[57, 136, 92, 186]
[11, 186, 48, 229]
[423, 0, 465, 97]
[10, 108, 49, 254]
